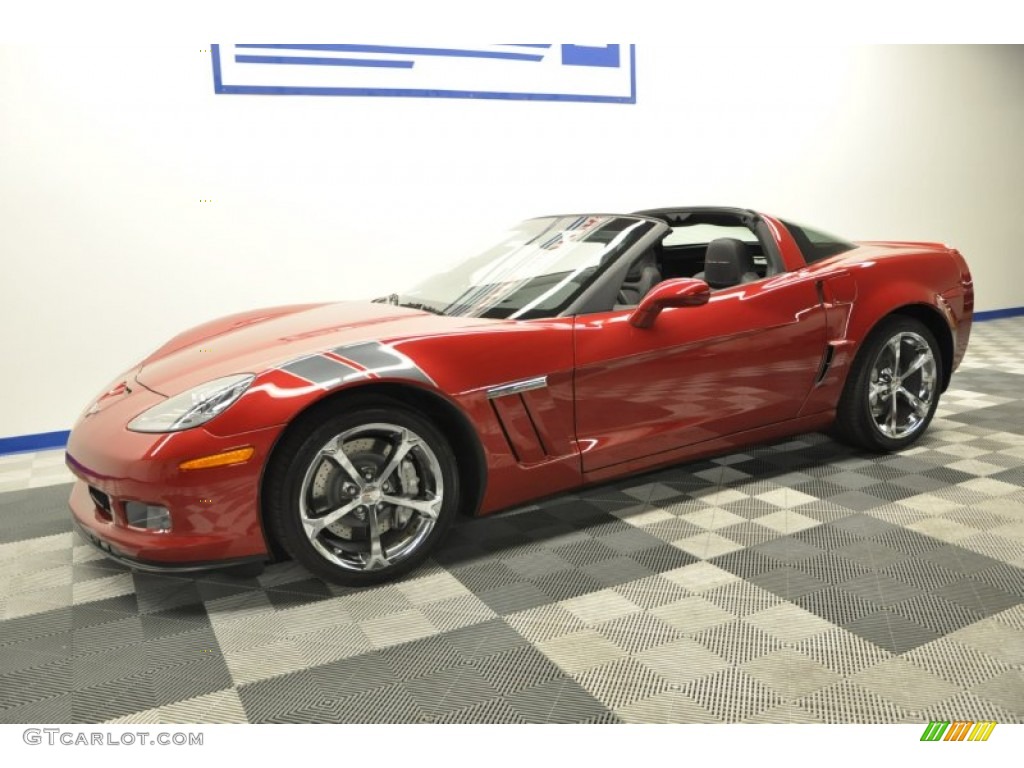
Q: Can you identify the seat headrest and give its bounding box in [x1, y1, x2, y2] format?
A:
[625, 250, 657, 281]
[703, 238, 755, 289]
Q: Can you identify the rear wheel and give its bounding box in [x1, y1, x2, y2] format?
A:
[264, 399, 459, 586]
[833, 316, 942, 452]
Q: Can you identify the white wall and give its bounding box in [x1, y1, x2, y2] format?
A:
[2, 44, 1023, 439]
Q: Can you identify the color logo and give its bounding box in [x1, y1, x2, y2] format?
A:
[920, 721, 997, 741]
[211, 44, 636, 103]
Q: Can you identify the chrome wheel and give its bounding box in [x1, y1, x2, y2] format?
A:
[298, 422, 444, 572]
[867, 331, 938, 440]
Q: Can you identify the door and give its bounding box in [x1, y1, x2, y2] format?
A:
[573, 273, 827, 473]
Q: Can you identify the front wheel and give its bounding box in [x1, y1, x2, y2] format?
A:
[833, 316, 942, 452]
[264, 399, 460, 586]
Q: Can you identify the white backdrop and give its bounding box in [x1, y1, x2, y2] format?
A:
[1, 44, 1022, 439]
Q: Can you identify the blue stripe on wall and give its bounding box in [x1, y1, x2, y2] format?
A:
[975, 306, 1024, 322]
[236, 55, 414, 69]
[0, 430, 69, 457]
[234, 44, 547, 62]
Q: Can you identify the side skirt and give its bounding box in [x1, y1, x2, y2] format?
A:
[581, 412, 836, 485]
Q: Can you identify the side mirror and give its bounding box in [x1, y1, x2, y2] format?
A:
[629, 278, 710, 329]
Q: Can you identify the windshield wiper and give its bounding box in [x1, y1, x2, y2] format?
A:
[397, 301, 446, 316]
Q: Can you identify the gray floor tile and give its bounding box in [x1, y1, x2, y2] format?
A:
[506, 677, 608, 723]
[936, 577, 1021, 616]
[969, 670, 1024, 717]
[750, 566, 830, 599]
[842, 610, 942, 654]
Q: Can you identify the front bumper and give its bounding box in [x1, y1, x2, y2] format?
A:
[72, 517, 265, 573]
[66, 389, 284, 567]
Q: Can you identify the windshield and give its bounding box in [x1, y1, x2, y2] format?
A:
[663, 223, 758, 246]
[389, 215, 654, 320]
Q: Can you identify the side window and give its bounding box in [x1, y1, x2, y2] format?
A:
[614, 248, 663, 308]
[782, 220, 855, 264]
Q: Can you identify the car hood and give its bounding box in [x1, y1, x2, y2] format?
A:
[135, 301, 494, 396]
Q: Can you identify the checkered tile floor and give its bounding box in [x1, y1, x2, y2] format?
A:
[1, 318, 1022, 724]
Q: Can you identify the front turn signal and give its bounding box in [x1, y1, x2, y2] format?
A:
[179, 446, 255, 471]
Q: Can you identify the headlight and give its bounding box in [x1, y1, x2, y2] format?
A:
[127, 374, 254, 433]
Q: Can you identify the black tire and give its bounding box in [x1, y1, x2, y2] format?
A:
[263, 397, 460, 586]
[833, 315, 942, 452]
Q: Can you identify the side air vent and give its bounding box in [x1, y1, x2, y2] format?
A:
[490, 394, 548, 464]
[487, 375, 562, 464]
[815, 344, 836, 385]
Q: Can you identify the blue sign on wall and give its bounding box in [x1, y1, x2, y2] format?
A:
[211, 44, 636, 103]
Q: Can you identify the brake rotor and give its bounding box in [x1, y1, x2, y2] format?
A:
[308, 436, 426, 539]
[309, 437, 393, 540]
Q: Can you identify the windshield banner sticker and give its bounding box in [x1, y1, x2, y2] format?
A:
[211, 44, 636, 103]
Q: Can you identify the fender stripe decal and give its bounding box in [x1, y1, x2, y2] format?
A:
[332, 342, 435, 385]
[280, 354, 362, 388]
[280, 342, 434, 388]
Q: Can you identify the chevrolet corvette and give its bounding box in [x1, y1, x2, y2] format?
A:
[66, 207, 974, 585]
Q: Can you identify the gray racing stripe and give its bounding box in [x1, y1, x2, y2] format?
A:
[333, 341, 435, 386]
[281, 354, 362, 387]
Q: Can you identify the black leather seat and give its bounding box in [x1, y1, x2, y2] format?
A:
[695, 238, 760, 289]
[617, 250, 662, 306]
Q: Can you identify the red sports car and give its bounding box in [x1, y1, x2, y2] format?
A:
[66, 207, 974, 585]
